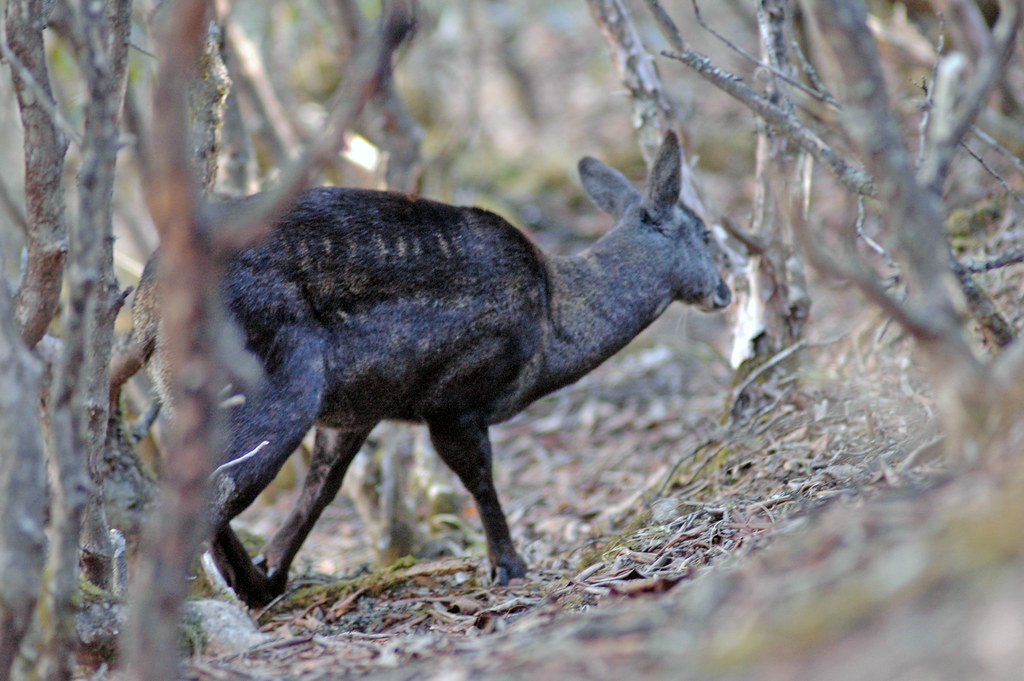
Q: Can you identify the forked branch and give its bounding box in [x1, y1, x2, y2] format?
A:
[644, 0, 875, 198]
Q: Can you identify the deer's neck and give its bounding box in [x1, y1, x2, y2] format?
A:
[536, 230, 673, 394]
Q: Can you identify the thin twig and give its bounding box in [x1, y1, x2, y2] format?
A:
[789, 183, 943, 340]
[130, 399, 161, 443]
[855, 196, 897, 267]
[692, 0, 836, 107]
[655, 438, 720, 497]
[720, 215, 768, 255]
[644, 0, 685, 51]
[960, 142, 1024, 210]
[957, 246, 1024, 274]
[732, 339, 808, 409]
[915, 13, 945, 167]
[970, 126, 1024, 179]
[790, 38, 838, 108]
[645, 0, 872, 197]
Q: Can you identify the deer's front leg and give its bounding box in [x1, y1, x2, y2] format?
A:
[428, 416, 526, 584]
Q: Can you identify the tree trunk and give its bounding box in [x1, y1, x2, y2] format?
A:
[728, 0, 809, 419]
[38, 2, 133, 678]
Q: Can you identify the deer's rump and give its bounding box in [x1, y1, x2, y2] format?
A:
[220, 187, 552, 427]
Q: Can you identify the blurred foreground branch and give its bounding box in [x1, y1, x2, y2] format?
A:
[806, 0, 1022, 460]
[0, 281, 47, 681]
[123, 3, 417, 679]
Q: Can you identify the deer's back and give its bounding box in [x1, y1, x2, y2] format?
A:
[223, 187, 553, 425]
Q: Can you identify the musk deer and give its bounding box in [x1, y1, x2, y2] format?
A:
[134, 130, 730, 607]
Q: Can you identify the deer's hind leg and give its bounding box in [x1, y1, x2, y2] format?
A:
[209, 327, 328, 607]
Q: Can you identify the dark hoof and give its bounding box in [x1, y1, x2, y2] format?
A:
[266, 566, 289, 595]
[231, 564, 287, 609]
[234, 579, 284, 609]
[492, 554, 527, 585]
[494, 566, 510, 586]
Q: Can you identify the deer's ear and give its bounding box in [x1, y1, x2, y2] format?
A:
[641, 130, 682, 220]
[578, 156, 640, 220]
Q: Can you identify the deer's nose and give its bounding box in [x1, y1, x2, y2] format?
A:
[710, 278, 731, 309]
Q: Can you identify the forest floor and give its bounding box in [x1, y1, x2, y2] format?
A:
[169, 294, 1024, 681]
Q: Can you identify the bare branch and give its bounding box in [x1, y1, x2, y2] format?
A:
[961, 141, 1024, 210]
[329, 0, 424, 192]
[692, 0, 837, 107]
[126, 5, 418, 679]
[918, 0, 1022, 193]
[220, 86, 259, 196]
[951, 262, 1015, 347]
[644, 0, 685, 52]
[190, 22, 231, 193]
[810, 0, 972, 344]
[586, 0, 677, 164]
[790, 195, 940, 340]
[0, 22, 83, 147]
[4, 0, 71, 349]
[214, 2, 417, 251]
[721, 215, 768, 255]
[790, 36, 839, 108]
[936, 0, 994, 59]
[915, 14, 946, 167]
[970, 125, 1024, 176]
[222, 18, 303, 167]
[646, 0, 874, 197]
[855, 196, 897, 268]
[588, 0, 727, 269]
[958, 245, 1024, 274]
[37, 0, 133, 674]
[660, 46, 875, 198]
[124, 3, 218, 677]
